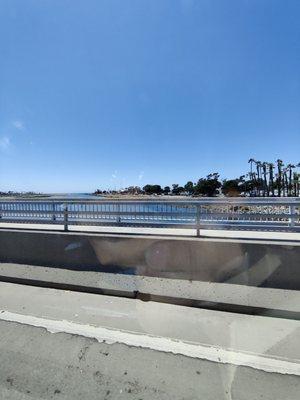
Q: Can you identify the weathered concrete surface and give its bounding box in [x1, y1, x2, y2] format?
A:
[0, 282, 299, 399]
[1, 320, 299, 400]
[0, 263, 299, 313]
[0, 229, 300, 289]
[0, 282, 299, 374]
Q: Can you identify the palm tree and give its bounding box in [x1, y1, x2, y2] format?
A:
[294, 163, 300, 196]
[282, 168, 289, 197]
[248, 158, 256, 175]
[292, 172, 299, 197]
[255, 161, 262, 196]
[276, 159, 284, 197]
[268, 163, 275, 196]
[262, 162, 269, 196]
[286, 164, 295, 196]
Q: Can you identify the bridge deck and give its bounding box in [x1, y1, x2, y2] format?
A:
[0, 281, 299, 400]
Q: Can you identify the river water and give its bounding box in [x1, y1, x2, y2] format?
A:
[47, 193, 101, 200]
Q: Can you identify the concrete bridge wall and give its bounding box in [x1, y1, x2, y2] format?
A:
[0, 229, 299, 290]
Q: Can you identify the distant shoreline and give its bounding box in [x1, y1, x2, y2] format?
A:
[98, 194, 195, 200]
[0, 194, 52, 200]
[0, 193, 196, 201]
[1, 192, 299, 201]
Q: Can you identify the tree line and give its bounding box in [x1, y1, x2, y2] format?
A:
[95, 159, 300, 197]
[246, 159, 300, 197]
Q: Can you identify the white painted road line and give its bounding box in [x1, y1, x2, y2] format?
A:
[0, 282, 299, 376]
[1, 310, 299, 376]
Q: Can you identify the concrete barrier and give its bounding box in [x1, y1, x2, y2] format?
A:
[0, 229, 300, 291]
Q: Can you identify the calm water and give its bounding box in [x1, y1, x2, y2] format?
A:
[47, 193, 101, 200]
[1, 194, 194, 224]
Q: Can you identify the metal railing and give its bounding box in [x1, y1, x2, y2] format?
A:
[0, 198, 299, 235]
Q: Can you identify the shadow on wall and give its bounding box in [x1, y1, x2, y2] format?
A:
[0, 230, 299, 289]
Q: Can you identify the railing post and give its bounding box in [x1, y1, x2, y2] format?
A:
[116, 203, 121, 225]
[196, 204, 201, 237]
[290, 205, 296, 228]
[64, 204, 68, 231]
[52, 202, 56, 222]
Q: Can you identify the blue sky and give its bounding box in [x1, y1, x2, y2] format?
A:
[0, 0, 300, 192]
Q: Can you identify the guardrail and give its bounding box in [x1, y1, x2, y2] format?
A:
[0, 198, 299, 235]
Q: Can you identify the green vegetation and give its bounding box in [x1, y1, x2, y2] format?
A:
[0, 191, 45, 198]
[94, 159, 300, 197]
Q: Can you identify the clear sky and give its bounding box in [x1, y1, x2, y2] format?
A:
[0, 0, 299, 192]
